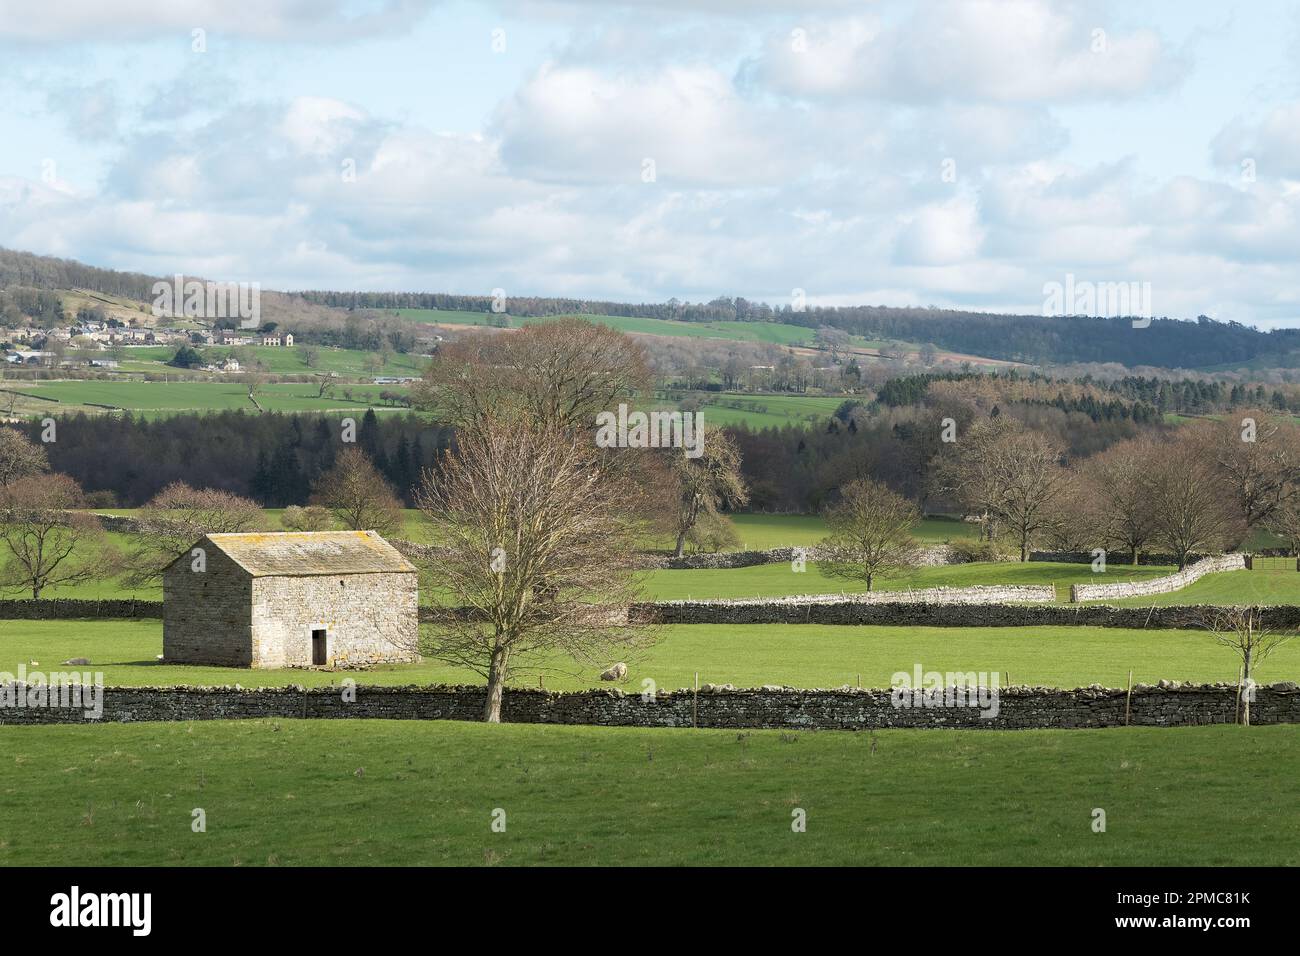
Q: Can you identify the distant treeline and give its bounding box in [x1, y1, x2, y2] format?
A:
[11, 392, 1173, 514]
[297, 290, 1300, 369]
[14, 410, 452, 508]
[878, 370, 1298, 416]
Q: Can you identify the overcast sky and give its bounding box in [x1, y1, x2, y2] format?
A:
[1, 0, 1298, 326]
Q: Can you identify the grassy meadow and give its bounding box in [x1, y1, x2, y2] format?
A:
[653, 392, 848, 429]
[5, 618, 1297, 691]
[122, 344, 427, 377]
[0, 720, 1294, 866]
[1100, 568, 1300, 607]
[6, 380, 413, 418]
[397, 309, 821, 346]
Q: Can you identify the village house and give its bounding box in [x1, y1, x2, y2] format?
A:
[162, 531, 419, 668]
[260, 332, 294, 347]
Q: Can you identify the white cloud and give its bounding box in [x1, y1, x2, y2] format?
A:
[747, 1, 1182, 103]
[493, 63, 811, 186]
[893, 198, 986, 265]
[1, 0, 1298, 332]
[0, 0, 439, 41]
[1212, 103, 1300, 181]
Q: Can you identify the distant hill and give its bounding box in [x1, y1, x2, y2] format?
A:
[4, 246, 1299, 370]
[299, 293, 1300, 371]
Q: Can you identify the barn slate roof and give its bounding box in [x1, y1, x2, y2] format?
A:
[189, 531, 417, 577]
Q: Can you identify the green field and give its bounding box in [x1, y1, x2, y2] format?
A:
[0, 720, 1294, 865]
[6, 619, 1296, 691]
[716, 513, 972, 549]
[653, 392, 848, 429]
[121, 344, 427, 377]
[396, 309, 819, 346]
[12, 381, 411, 417]
[1101, 568, 1300, 607]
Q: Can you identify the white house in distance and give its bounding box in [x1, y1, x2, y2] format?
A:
[162, 531, 419, 668]
[260, 333, 294, 347]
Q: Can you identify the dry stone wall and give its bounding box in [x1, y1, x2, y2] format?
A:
[1, 681, 1295, 730]
[1071, 554, 1247, 602]
[646, 584, 1055, 609]
[630, 601, 1300, 628]
[0, 599, 161, 619]
[7, 598, 1300, 631]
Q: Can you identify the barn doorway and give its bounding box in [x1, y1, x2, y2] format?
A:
[311, 628, 327, 665]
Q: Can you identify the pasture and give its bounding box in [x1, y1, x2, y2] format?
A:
[0, 720, 1293, 866]
[654, 392, 847, 429]
[8, 381, 411, 417]
[715, 513, 977, 548]
[396, 309, 820, 346]
[121, 344, 427, 378]
[1100, 568, 1300, 607]
[5, 619, 1296, 691]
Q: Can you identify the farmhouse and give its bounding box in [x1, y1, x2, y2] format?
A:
[163, 531, 419, 668]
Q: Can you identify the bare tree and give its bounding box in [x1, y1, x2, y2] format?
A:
[1146, 440, 1238, 569]
[311, 447, 404, 538]
[0, 427, 48, 486]
[127, 482, 265, 584]
[1202, 606, 1294, 726]
[414, 317, 652, 435]
[818, 479, 918, 591]
[1084, 435, 1159, 564]
[417, 416, 654, 723]
[1197, 411, 1300, 542]
[1267, 494, 1300, 555]
[939, 416, 1073, 561]
[667, 429, 749, 558]
[0, 474, 119, 598]
[1041, 476, 1107, 553]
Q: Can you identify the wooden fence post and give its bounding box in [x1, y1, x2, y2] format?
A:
[693, 672, 698, 729]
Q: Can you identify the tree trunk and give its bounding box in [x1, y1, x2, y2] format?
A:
[674, 530, 687, 559]
[32, 585, 40, 600]
[483, 644, 510, 723]
[865, 571, 873, 592]
[1242, 650, 1252, 727]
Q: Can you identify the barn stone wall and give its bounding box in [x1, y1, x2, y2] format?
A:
[1, 681, 1295, 730]
[162, 547, 254, 666]
[251, 572, 418, 667]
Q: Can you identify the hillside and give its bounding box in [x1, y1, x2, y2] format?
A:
[5, 245, 1300, 371]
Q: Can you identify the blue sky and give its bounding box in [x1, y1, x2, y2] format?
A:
[1, 0, 1299, 327]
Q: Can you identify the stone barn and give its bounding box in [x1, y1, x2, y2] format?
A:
[163, 531, 419, 668]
